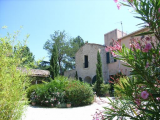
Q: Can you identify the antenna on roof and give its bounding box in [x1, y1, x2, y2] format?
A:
[115, 21, 124, 37]
[121, 21, 123, 37]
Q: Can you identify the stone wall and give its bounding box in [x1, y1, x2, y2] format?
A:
[75, 43, 108, 83]
[64, 69, 76, 78]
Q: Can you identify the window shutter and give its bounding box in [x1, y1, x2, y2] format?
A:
[106, 52, 110, 64]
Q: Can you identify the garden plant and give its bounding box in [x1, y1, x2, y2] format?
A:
[98, 0, 160, 119]
[0, 31, 31, 120]
[27, 76, 94, 108]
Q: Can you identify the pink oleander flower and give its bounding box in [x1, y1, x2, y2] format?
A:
[141, 91, 149, 99]
[143, 43, 152, 52]
[111, 51, 117, 57]
[158, 8, 160, 13]
[51, 104, 54, 107]
[145, 62, 149, 68]
[117, 4, 121, 10]
[156, 97, 160, 101]
[145, 43, 152, 50]
[114, 0, 118, 3]
[114, 44, 122, 51]
[105, 47, 109, 52]
[135, 99, 141, 106]
[135, 43, 140, 49]
[145, 37, 150, 41]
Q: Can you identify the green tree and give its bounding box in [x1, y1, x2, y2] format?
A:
[44, 31, 85, 74]
[75, 71, 78, 80]
[50, 44, 59, 79]
[14, 45, 35, 68]
[95, 51, 103, 96]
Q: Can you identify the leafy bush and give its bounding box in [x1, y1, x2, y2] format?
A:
[65, 80, 94, 107]
[114, 77, 130, 98]
[0, 32, 30, 120]
[100, 84, 110, 96]
[27, 76, 94, 107]
[93, 83, 110, 97]
[27, 76, 68, 107]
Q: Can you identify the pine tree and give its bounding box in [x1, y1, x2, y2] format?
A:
[95, 51, 103, 96]
[50, 44, 59, 79]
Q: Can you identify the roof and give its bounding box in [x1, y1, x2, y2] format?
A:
[17, 67, 50, 77]
[118, 27, 148, 41]
[75, 43, 105, 55]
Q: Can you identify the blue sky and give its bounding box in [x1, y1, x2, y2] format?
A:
[0, 0, 142, 61]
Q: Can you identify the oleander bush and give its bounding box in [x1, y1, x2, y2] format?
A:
[114, 77, 129, 98]
[27, 76, 94, 107]
[102, 0, 160, 119]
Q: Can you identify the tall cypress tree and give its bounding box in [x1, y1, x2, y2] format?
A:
[75, 71, 78, 80]
[50, 44, 59, 80]
[95, 51, 103, 96]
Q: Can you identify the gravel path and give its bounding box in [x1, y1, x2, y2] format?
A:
[22, 97, 113, 120]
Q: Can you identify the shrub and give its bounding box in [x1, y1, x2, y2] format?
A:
[93, 83, 110, 97]
[100, 84, 110, 96]
[114, 77, 129, 98]
[27, 76, 94, 107]
[0, 32, 30, 120]
[65, 80, 94, 107]
[27, 76, 69, 107]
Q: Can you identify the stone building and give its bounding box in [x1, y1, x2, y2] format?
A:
[64, 27, 148, 83]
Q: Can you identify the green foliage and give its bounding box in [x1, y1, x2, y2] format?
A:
[65, 80, 94, 107]
[27, 76, 68, 107]
[0, 32, 30, 120]
[27, 76, 94, 107]
[50, 44, 59, 79]
[95, 51, 104, 96]
[104, 0, 160, 119]
[14, 45, 35, 68]
[100, 84, 110, 97]
[109, 72, 124, 96]
[38, 61, 50, 70]
[43, 31, 84, 74]
[114, 77, 130, 98]
[75, 71, 78, 80]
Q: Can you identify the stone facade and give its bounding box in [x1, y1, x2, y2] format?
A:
[64, 28, 149, 83]
[104, 28, 148, 77]
[75, 43, 108, 83]
[64, 69, 76, 78]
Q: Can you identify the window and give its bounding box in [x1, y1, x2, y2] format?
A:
[106, 52, 117, 64]
[84, 55, 89, 68]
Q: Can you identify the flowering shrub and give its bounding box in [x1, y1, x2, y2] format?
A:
[27, 76, 68, 107]
[27, 76, 94, 107]
[102, 0, 160, 119]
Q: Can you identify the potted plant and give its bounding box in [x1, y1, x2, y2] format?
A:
[30, 92, 36, 106]
[66, 101, 71, 108]
[31, 101, 36, 106]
